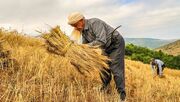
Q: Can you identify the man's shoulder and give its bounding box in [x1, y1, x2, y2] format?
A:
[155, 59, 164, 64]
[155, 59, 161, 61]
[87, 18, 104, 24]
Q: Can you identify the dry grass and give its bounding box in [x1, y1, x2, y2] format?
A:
[0, 28, 179, 102]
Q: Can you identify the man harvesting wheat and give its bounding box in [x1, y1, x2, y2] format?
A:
[150, 58, 166, 78]
[67, 12, 126, 101]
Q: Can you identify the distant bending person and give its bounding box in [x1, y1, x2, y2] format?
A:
[150, 58, 165, 77]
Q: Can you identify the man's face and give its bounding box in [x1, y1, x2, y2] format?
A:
[71, 19, 85, 31]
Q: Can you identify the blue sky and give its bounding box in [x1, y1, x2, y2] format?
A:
[0, 0, 179, 39]
[122, 0, 135, 4]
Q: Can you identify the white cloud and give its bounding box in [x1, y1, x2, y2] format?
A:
[133, 7, 180, 27]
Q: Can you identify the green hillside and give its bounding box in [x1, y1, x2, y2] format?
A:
[125, 44, 180, 70]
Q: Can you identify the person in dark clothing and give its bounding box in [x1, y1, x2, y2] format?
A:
[68, 12, 126, 101]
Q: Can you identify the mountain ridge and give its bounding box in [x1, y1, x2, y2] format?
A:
[124, 38, 176, 49]
[156, 39, 180, 56]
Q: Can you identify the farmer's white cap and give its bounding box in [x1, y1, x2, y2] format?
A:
[68, 12, 84, 25]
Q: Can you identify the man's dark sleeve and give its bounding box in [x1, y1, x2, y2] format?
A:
[82, 36, 89, 44]
[88, 20, 107, 48]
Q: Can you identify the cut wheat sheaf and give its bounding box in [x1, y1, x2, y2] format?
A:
[41, 26, 110, 75]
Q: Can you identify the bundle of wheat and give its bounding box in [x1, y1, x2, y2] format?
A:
[41, 26, 109, 75]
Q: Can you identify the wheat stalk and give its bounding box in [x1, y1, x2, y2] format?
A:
[41, 26, 109, 75]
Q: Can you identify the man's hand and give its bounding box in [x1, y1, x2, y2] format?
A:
[81, 44, 103, 55]
[93, 47, 103, 55]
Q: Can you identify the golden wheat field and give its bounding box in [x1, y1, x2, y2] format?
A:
[0, 28, 180, 102]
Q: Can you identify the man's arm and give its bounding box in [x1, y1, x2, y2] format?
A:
[151, 64, 155, 70]
[150, 62, 156, 74]
[82, 36, 89, 44]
